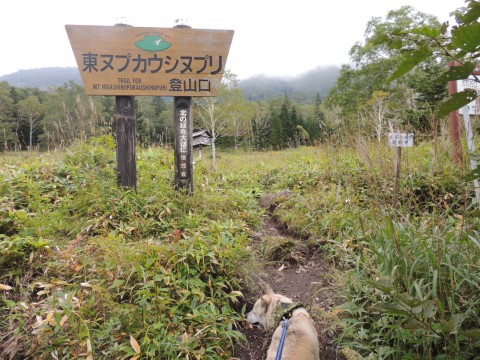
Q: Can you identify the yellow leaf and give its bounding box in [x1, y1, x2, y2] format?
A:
[230, 291, 244, 298]
[52, 280, 69, 285]
[45, 312, 56, 326]
[19, 302, 29, 309]
[0, 284, 13, 291]
[331, 308, 342, 316]
[38, 283, 53, 289]
[130, 335, 141, 354]
[60, 315, 68, 326]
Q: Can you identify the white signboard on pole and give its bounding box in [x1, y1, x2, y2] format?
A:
[460, 106, 480, 207]
[457, 77, 480, 115]
[388, 133, 414, 147]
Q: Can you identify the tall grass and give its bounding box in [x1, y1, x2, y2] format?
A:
[254, 140, 480, 359]
[0, 137, 262, 359]
[1, 138, 479, 359]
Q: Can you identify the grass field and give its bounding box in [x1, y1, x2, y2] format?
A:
[1, 136, 480, 359]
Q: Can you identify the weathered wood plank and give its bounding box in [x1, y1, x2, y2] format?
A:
[115, 96, 137, 189]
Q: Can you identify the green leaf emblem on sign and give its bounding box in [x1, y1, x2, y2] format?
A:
[135, 35, 171, 51]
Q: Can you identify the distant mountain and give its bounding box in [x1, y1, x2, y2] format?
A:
[0, 65, 340, 101]
[239, 65, 340, 103]
[0, 67, 82, 90]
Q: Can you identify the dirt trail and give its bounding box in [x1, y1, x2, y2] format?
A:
[233, 194, 343, 360]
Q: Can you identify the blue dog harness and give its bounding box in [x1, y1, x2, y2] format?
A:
[274, 302, 303, 360]
[275, 318, 290, 360]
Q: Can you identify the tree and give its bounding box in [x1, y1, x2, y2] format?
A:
[269, 100, 284, 149]
[349, 6, 439, 66]
[362, 90, 393, 142]
[18, 95, 44, 150]
[251, 101, 271, 150]
[314, 93, 326, 130]
[137, 96, 170, 146]
[324, 60, 398, 128]
[40, 82, 108, 149]
[0, 82, 14, 150]
[279, 96, 292, 147]
[369, 0, 480, 165]
[324, 6, 447, 137]
[194, 70, 244, 162]
[307, 93, 328, 142]
[382, 1, 480, 115]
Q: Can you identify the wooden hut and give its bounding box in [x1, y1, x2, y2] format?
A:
[192, 129, 212, 158]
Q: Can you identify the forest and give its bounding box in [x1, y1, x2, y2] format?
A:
[0, 6, 466, 154]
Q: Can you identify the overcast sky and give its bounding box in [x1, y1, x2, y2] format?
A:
[0, 0, 466, 80]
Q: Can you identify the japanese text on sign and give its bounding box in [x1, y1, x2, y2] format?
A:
[457, 77, 480, 115]
[388, 133, 414, 147]
[92, 78, 211, 93]
[179, 109, 189, 179]
[82, 53, 223, 75]
[65, 25, 234, 97]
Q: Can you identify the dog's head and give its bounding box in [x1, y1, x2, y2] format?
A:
[246, 291, 293, 330]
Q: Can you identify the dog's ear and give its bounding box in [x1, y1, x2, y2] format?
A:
[260, 295, 271, 309]
[258, 280, 274, 295]
[264, 284, 274, 295]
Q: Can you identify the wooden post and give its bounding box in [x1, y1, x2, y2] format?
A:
[115, 96, 137, 189]
[448, 61, 463, 165]
[174, 97, 193, 193]
[173, 21, 194, 194]
[393, 146, 401, 209]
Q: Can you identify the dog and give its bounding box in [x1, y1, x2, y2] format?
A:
[246, 289, 320, 360]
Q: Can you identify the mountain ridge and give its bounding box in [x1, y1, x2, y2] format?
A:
[0, 66, 339, 102]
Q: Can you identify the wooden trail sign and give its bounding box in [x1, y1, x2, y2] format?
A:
[388, 133, 414, 147]
[66, 24, 233, 192]
[457, 77, 480, 115]
[447, 62, 480, 163]
[388, 132, 415, 209]
[65, 25, 234, 97]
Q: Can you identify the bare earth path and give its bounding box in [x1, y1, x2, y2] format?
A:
[233, 202, 343, 360]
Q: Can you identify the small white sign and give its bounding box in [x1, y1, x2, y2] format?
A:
[457, 77, 480, 115]
[388, 133, 414, 147]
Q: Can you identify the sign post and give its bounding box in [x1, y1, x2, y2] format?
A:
[452, 63, 480, 208]
[174, 97, 193, 192]
[66, 24, 233, 192]
[460, 106, 480, 208]
[388, 132, 414, 209]
[115, 95, 137, 189]
[114, 23, 136, 189]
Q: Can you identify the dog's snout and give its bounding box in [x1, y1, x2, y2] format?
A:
[246, 311, 260, 325]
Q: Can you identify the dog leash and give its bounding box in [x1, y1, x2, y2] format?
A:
[275, 317, 289, 360]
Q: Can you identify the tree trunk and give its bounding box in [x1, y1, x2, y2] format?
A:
[29, 117, 33, 150]
[211, 138, 217, 163]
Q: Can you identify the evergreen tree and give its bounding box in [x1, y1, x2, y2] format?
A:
[314, 93, 326, 133]
[151, 96, 167, 116]
[269, 107, 284, 150]
[278, 96, 291, 147]
[288, 106, 299, 147]
[100, 96, 115, 132]
[0, 82, 15, 150]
